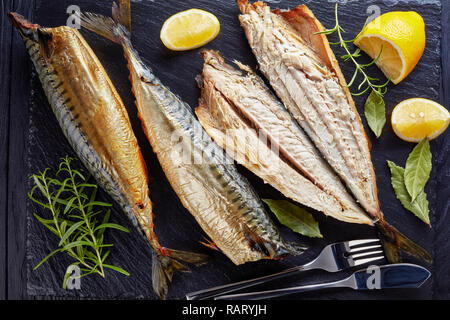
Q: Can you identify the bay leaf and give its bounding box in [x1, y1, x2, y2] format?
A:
[388, 161, 430, 225]
[263, 199, 322, 238]
[404, 138, 432, 202]
[364, 90, 386, 138]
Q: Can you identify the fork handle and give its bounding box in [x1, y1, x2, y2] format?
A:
[186, 265, 308, 300]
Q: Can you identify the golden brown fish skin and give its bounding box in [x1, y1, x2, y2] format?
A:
[196, 49, 373, 225]
[79, 10, 306, 266]
[8, 13, 158, 245]
[9, 12, 210, 299]
[237, 1, 432, 263]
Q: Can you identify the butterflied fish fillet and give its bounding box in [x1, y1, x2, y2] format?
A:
[237, 0, 431, 263]
[79, 1, 306, 272]
[8, 11, 209, 300]
[196, 49, 372, 225]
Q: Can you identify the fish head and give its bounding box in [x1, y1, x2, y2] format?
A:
[8, 12, 40, 41]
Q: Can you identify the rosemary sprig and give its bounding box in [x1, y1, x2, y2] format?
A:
[317, 3, 390, 97]
[316, 3, 390, 138]
[29, 156, 130, 288]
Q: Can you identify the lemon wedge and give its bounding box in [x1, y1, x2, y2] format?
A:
[354, 11, 425, 84]
[392, 98, 449, 142]
[160, 9, 220, 51]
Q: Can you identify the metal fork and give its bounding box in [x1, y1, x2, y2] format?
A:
[185, 239, 384, 300]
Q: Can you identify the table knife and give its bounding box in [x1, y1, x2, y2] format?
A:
[215, 263, 431, 300]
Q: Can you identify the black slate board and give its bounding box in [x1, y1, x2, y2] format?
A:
[19, 0, 446, 300]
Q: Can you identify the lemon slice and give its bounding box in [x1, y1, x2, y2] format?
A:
[160, 9, 220, 51]
[354, 11, 425, 84]
[392, 98, 450, 142]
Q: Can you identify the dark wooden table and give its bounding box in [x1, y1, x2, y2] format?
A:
[1, 0, 449, 300]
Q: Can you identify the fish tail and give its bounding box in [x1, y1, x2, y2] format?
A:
[80, 0, 133, 44]
[241, 222, 307, 259]
[282, 241, 308, 257]
[112, 0, 131, 31]
[152, 248, 210, 299]
[258, 239, 306, 260]
[80, 0, 131, 43]
[80, 11, 126, 44]
[376, 219, 432, 264]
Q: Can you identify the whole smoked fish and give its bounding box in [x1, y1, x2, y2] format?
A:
[80, 1, 306, 271]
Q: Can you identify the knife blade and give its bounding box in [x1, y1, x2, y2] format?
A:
[353, 263, 431, 290]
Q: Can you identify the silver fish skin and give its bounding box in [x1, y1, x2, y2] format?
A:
[80, 11, 306, 267]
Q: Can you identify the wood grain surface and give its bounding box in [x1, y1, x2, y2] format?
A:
[1, 0, 448, 300]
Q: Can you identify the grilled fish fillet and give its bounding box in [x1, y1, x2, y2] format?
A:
[9, 12, 209, 299]
[237, 0, 432, 263]
[196, 49, 372, 225]
[80, 3, 306, 269]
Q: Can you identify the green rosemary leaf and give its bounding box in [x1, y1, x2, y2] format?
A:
[32, 213, 59, 236]
[34, 248, 63, 270]
[32, 212, 55, 225]
[94, 223, 130, 233]
[76, 245, 84, 260]
[63, 197, 77, 215]
[72, 169, 86, 181]
[58, 220, 86, 247]
[31, 175, 48, 197]
[86, 201, 113, 208]
[77, 183, 98, 189]
[62, 240, 95, 251]
[103, 264, 130, 276]
[102, 251, 111, 263]
[351, 85, 371, 96]
[97, 244, 114, 248]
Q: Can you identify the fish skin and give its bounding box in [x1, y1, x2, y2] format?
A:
[8, 13, 152, 241]
[196, 49, 373, 225]
[8, 12, 209, 299]
[79, 10, 306, 267]
[237, 0, 432, 263]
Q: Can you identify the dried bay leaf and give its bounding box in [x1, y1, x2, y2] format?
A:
[263, 199, 322, 238]
[388, 161, 430, 225]
[364, 90, 386, 138]
[404, 138, 432, 202]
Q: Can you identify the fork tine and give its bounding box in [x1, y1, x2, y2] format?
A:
[348, 244, 382, 253]
[347, 239, 380, 247]
[353, 255, 385, 266]
[351, 250, 384, 259]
